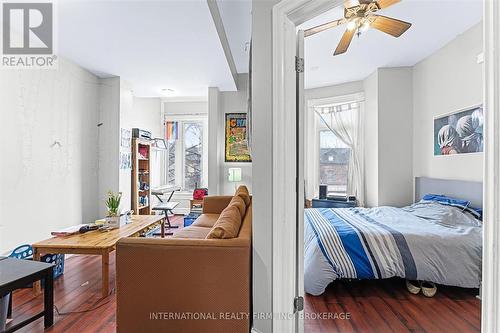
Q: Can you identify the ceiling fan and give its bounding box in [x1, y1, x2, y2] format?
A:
[304, 0, 412, 56]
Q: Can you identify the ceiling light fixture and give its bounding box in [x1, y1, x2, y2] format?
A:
[161, 88, 176, 97]
[360, 21, 370, 33]
[304, 0, 412, 56]
[346, 20, 357, 31]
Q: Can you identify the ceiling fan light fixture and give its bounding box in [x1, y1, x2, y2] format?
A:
[304, 0, 411, 56]
[360, 21, 371, 32]
[346, 20, 357, 31]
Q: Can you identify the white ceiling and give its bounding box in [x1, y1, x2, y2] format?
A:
[217, 0, 252, 73]
[58, 0, 246, 97]
[299, 0, 483, 89]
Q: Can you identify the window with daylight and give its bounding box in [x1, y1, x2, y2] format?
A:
[183, 122, 203, 190]
[319, 130, 351, 196]
[165, 117, 207, 191]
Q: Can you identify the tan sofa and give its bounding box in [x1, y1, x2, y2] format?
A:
[116, 192, 252, 333]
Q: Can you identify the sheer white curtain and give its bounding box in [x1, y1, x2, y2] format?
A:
[315, 102, 365, 206]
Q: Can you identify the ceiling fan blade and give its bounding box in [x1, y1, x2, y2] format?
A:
[375, 0, 401, 9]
[304, 18, 346, 37]
[334, 28, 356, 55]
[371, 15, 411, 37]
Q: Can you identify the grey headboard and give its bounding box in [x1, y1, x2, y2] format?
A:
[415, 177, 483, 208]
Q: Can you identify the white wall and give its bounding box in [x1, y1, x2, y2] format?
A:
[377, 68, 413, 206]
[363, 71, 379, 207]
[98, 77, 121, 217]
[208, 87, 221, 195]
[305, 80, 364, 100]
[218, 74, 252, 195]
[361, 68, 414, 207]
[251, 1, 279, 332]
[129, 97, 162, 138]
[163, 101, 208, 115]
[118, 81, 134, 212]
[0, 58, 100, 254]
[413, 23, 483, 183]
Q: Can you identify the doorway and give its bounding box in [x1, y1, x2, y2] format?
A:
[271, 0, 500, 332]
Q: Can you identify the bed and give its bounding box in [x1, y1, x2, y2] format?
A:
[304, 177, 483, 296]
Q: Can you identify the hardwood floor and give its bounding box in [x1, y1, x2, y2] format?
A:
[8, 215, 480, 333]
[7, 215, 184, 333]
[305, 278, 481, 333]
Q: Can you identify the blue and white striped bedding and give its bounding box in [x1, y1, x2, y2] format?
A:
[304, 201, 482, 295]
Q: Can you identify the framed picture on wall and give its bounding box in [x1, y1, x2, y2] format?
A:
[225, 113, 252, 162]
[434, 105, 484, 156]
[120, 128, 131, 149]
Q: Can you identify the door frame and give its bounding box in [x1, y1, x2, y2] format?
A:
[271, 1, 340, 333]
[481, 1, 500, 332]
[271, 0, 500, 332]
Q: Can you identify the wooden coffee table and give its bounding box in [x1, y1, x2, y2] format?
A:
[32, 215, 165, 298]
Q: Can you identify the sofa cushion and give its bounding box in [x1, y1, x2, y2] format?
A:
[192, 213, 219, 228]
[229, 195, 246, 218]
[172, 226, 211, 239]
[235, 185, 251, 206]
[206, 205, 242, 239]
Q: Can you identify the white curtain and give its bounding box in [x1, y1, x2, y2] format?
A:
[315, 103, 365, 206]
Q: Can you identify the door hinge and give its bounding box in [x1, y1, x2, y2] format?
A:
[295, 56, 304, 73]
[294, 296, 304, 313]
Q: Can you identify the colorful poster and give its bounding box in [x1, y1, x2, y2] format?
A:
[434, 105, 484, 156]
[166, 121, 178, 141]
[225, 113, 251, 162]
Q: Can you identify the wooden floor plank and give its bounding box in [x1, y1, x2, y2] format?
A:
[325, 302, 357, 333]
[305, 279, 480, 333]
[310, 295, 340, 333]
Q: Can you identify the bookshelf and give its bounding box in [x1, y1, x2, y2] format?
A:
[132, 138, 152, 215]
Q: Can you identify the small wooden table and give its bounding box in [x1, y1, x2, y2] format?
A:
[1, 257, 54, 332]
[32, 215, 165, 298]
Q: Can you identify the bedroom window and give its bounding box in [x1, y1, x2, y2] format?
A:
[319, 130, 351, 196]
[165, 117, 208, 191]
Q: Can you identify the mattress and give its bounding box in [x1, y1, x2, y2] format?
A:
[304, 201, 482, 295]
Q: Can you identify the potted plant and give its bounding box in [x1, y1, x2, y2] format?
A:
[105, 191, 122, 227]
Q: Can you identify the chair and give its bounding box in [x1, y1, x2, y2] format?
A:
[151, 186, 180, 235]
